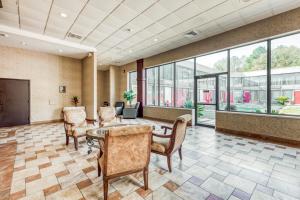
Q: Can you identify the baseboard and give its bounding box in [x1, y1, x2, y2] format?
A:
[216, 128, 300, 148]
[31, 119, 63, 125]
[143, 116, 174, 124]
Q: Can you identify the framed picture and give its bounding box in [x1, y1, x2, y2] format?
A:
[59, 86, 66, 93]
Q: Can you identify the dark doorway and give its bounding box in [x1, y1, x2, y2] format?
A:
[0, 79, 30, 127]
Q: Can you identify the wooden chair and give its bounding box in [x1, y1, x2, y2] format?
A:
[62, 107, 97, 150]
[97, 125, 152, 200]
[151, 114, 192, 172]
[98, 106, 121, 127]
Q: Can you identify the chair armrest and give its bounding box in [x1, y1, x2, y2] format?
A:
[152, 132, 172, 138]
[64, 121, 76, 126]
[161, 125, 172, 134]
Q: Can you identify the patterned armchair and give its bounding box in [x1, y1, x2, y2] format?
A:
[151, 114, 192, 172]
[98, 106, 121, 127]
[97, 125, 153, 200]
[62, 107, 97, 150]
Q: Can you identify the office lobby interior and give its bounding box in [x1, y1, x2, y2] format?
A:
[0, 0, 300, 200]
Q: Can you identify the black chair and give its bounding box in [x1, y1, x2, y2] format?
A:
[115, 101, 125, 116]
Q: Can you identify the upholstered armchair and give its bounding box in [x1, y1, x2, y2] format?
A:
[123, 102, 140, 119]
[97, 125, 153, 200]
[62, 107, 97, 150]
[151, 114, 192, 172]
[98, 106, 121, 127]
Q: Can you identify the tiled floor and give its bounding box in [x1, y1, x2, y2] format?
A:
[1, 119, 300, 200]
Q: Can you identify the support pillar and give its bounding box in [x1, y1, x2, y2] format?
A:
[136, 59, 144, 117]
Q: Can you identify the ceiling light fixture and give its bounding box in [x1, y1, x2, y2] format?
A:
[154, 38, 158, 42]
[124, 28, 132, 32]
[21, 41, 26, 46]
[129, 50, 133, 53]
[60, 12, 68, 18]
[58, 49, 63, 53]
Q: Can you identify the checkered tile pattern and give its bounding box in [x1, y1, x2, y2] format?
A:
[1, 119, 300, 200]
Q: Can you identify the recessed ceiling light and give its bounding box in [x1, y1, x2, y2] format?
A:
[124, 28, 132, 32]
[154, 38, 158, 42]
[60, 12, 68, 18]
[129, 50, 133, 53]
[21, 41, 26, 46]
[240, 0, 251, 2]
[58, 49, 63, 53]
[0, 33, 8, 37]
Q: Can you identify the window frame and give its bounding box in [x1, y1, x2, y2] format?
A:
[143, 31, 300, 117]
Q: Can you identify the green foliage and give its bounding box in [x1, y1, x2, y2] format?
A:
[72, 96, 79, 106]
[197, 104, 204, 117]
[123, 90, 136, 105]
[275, 96, 289, 106]
[271, 110, 279, 114]
[216, 45, 300, 72]
[183, 100, 193, 109]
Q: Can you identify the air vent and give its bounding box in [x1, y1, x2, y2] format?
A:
[67, 32, 82, 40]
[184, 31, 198, 38]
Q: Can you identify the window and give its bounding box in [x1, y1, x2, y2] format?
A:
[230, 42, 268, 113]
[175, 59, 194, 108]
[146, 67, 159, 106]
[196, 51, 227, 75]
[128, 71, 137, 104]
[271, 33, 300, 115]
[160, 63, 174, 107]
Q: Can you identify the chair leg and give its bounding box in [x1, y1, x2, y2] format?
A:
[143, 167, 149, 190]
[167, 155, 172, 172]
[66, 135, 69, 145]
[103, 178, 109, 200]
[178, 146, 182, 160]
[74, 137, 78, 150]
[97, 161, 101, 177]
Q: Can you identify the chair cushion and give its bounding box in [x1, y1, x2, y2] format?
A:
[64, 109, 87, 125]
[98, 107, 116, 122]
[151, 135, 170, 153]
[72, 124, 95, 137]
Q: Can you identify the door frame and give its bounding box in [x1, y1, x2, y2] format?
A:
[194, 72, 227, 128]
[0, 78, 30, 126]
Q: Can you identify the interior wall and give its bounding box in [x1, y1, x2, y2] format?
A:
[0, 46, 82, 123]
[82, 52, 97, 119]
[216, 111, 300, 144]
[97, 70, 109, 107]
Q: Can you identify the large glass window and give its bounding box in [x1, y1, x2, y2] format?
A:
[271, 33, 300, 115]
[175, 59, 194, 108]
[146, 67, 159, 106]
[196, 51, 227, 75]
[230, 42, 268, 113]
[128, 71, 137, 104]
[160, 64, 174, 107]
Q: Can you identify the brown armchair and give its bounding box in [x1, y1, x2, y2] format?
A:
[151, 114, 192, 172]
[97, 125, 153, 200]
[98, 106, 121, 127]
[62, 107, 97, 150]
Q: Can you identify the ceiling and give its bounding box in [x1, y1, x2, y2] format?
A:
[0, 0, 300, 67]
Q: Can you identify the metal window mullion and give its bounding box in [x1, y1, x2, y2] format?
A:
[267, 40, 272, 114]
[227, 50, 231, 111]
[173, 62, 176, 107]
[216, 76, 219, 111]
[145, 69, 147, 106]
[158, 66, 160, 106]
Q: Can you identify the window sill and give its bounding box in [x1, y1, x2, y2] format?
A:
[144, 106, 193, 111]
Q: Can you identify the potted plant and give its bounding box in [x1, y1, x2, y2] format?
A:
[123, 90, 136, 107]
[72, 96, 79, 107]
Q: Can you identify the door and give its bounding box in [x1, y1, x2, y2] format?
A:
[195, 76, 217, 127]
[0, 79, 30, 127]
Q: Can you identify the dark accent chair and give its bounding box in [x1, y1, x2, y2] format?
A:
[151, 114, 192, 172]
[114, 101, 125, 116]
[123, 102, 140, 119]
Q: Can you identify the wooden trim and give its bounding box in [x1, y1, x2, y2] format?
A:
[30, 119, 63, 125]
[216, 128, 300, 148]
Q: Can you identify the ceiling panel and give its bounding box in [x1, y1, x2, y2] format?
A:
[0, 0, 19, 27]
